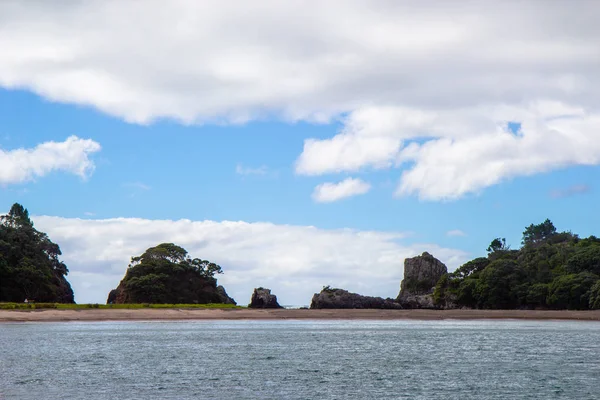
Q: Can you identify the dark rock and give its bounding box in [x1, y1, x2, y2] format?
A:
[248, 287, 282, 308]
[106, 289, 118, 305]
[310, 287, 402, 309]
[397, 252, 447, 308]
[107, 272, 231, 305]
[217, 285, 237, 305]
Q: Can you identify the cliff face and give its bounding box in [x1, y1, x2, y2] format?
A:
[397, 252, 447, 308]
[248, 288, 282, 308]
[310, 287, 402, 309]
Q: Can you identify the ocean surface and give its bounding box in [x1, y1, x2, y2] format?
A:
[1, 319, 600, 399]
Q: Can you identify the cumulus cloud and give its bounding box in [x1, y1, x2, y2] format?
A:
[33, 216, 468, 305]
[300, 103, 600, 200]
[312, 178, 371, 203]
[1, 1, 599, 198]
[0, 136, 101, 185]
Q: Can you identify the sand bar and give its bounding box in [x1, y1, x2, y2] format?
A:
[1, 308, 600, 322]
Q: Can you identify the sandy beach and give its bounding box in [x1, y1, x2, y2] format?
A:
[1, 308, 600, 322]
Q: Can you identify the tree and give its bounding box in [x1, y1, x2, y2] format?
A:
[547, 272, 598, 310]
[522, 219, 557, 246]
[110, 243, 228, 304]
[487, 238, 509, 253]
[589, 281, 600, 309]
[565, 246, 600, 275]
[0, 203, 74, 302]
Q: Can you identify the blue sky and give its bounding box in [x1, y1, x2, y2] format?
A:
[1, 1, 599, 304]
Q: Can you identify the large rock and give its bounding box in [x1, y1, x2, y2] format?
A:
[310, 287, 402, 309]
[248, 288, 282, 308]
[397, 252, 447, 308]
[217, 285, 237, 305]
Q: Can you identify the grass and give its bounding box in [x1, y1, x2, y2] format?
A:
[0, 302, 242, 310]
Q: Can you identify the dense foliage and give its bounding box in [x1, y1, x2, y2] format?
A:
[434, 220, 600, 310]
[0, 203, 74, 302]
[108, 243, 229, 304]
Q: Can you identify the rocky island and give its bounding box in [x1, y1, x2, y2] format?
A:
[396, 252, 447, 308]
[310, 287, 401, 309]
[107, 243, 236, 305]
[248, 288, 282, 308]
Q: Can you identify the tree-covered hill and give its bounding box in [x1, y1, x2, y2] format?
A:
[434, 219, 600, 310]
[107, 243, 236, 304]
[0, 203, 74, 303]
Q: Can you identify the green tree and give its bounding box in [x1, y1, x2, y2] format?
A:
[109, 243, 228, 304]
[522, 219, 557, 246]
[565, 246, 600, 275]
[475, 260, 526, 309]
[0, 203, 74, 302]
[487, 238, 509, 253]
[547, 272, 598, 310]
[589, 281, 600, 309]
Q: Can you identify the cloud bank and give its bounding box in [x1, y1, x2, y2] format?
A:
[34, 216, 468, 305]
[1, 1, 599, 198]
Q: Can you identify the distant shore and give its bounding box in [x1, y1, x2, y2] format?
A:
[1, 308, 600, 322]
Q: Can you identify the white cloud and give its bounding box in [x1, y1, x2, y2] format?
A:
[300, 103, 600, 200]
[235, 164, 268, 176]
[446, 230, 466, 237]
[33, 215, 468, 305]
[0, 136, 101, 185]
[312, 178, 371, 203]
[1, 2, 599, 198]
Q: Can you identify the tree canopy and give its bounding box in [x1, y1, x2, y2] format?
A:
[434, 219, 600, 310]
[522, 219, 557, 246]
[107, 243, 231, 304]
[0, 203, 74, 302]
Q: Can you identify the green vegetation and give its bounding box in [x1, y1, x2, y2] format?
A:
[434, 219, 600, 310]
[0, 203, 74, 303]
[0, 302, 241, 310]
[108, 243, 235, 304]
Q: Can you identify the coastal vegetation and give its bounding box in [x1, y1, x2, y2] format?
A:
[107, 242, 236, 304]
[2, 202, 600, 311]
[434, 219, 600, 310]
[0, 203, 74, 303]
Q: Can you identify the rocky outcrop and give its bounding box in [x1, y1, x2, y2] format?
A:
[217, 285, 237, 305]
[397, 252, 447, 308]
[106, 271, 234, 305]
[310, 287, 402, 309]
[248, 288, 282, 308]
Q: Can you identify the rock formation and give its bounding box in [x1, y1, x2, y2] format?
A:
[217, 285, 237, 305]
[106, 243, 236, 305]
[248, 287, 282, 308]
[397, 252, 447, 308]
[310, 287, 402, 309]
[107, 275, 236, 305]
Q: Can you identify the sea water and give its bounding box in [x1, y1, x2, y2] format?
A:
[1, 320, 599, 399]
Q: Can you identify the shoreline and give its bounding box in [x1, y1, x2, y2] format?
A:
[1, 308, 600, 323]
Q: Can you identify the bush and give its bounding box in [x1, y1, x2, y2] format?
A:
[547, 272, 598, 310]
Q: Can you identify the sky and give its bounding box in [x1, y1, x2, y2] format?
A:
[1, 0, 599, 305]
